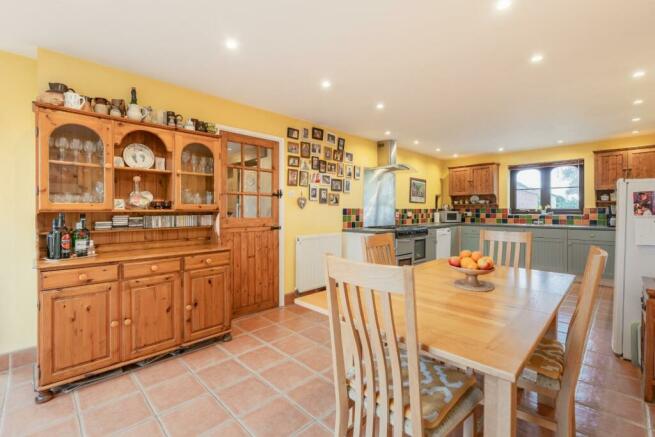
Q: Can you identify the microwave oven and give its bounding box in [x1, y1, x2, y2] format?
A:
[438, 211, 461, 223]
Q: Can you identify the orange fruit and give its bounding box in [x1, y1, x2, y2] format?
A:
[471, 251, 482, 261]
[459, 250, 472, 258]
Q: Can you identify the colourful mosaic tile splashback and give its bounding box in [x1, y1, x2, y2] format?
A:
[342, 207, 610, 228]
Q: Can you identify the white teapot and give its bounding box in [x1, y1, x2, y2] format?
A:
[126, 103, 148, 121]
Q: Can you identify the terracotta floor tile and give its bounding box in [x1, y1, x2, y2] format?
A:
[321, 410, 336, 431]
[300, 311, 328, 323]
[233, 315, 273, 332]
[575, 381, 602, 410]
[134, 358, 188, 388]
[10, 363, 34, 386]
[24, 416, 81, 437]
[0, 372, 7, 411]
[112, 418, 165, 436]
[599, 389, 645, 424]
[288, 377, 335, 418]
[260, 307, 301, 323]
[160, 394, 230, 437]
[297, 422, 333, 437]
[82, 392, 152, 437]
[238, 346, 286, 371]
[575, 403, 619, 436]
[145, 373, 206, 413]
[215, 376, 277, 416]
[271, 334, 316, 356]
[294, 346, 332, 372]
[251, 324, 294, 343]
[277, 316, 320, 332]
[4, 377, 37, 411]
[285, 305, 311, 315]
[298, 325, 331, 344]
[10, 348, 35, 369]
[197, 359, 251, 390]
[181, 346, 229, 371]
[259, 360, 314, 391]
[77, 374, 138, 411]
[1, 392, 75, 436]
[0, 355, 8, 373]
[242, 397, 312, 436]
[218, 334, 264, 356]
[203, 420, 250, 437]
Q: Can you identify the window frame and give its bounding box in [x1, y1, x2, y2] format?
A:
[509, 160, 584, 214]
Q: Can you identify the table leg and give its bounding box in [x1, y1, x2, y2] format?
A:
[484, 375, 516, 437]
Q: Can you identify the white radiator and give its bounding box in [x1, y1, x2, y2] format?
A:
[295, 233, 342, 294]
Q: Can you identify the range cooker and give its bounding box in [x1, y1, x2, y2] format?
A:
[366, 225, 436, 265]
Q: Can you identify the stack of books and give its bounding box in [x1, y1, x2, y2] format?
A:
[112, 215, 129, 228]
[143, 215, 175, 229]
[94, 221, 112, 231]
[128, 216, 144, 228]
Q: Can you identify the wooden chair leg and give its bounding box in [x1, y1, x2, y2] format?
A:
[463, 413, 475, 437]
[555, 400, 575, 437]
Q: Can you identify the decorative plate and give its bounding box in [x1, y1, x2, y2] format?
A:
[470, 195, 480, 204]
[123, 143, 155, 169]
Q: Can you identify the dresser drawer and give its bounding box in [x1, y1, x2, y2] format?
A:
[123, 258, 181, 279]
[41, 265, 118, 290]
[567, 229, 615, 242]
[184, 251, 230, 270]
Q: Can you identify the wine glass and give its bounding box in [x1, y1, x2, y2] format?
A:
[181, 151, 191, 171]
[83, 140, 96, 163]
[191, 155, 199, 173]
[56, 137, 69, 161]
[70, 138, 83, 161]
[206, 157, 214, 174]
[199, 156, 208, 174]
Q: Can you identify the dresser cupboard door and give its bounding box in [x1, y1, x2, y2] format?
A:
[121, 273, 182, 361]
[595, 151, 626, 190]
[628, 148, 655, 179]
[471, 165, 494, 195]
[183, 266, 230, 342]
[449, 168, 472, 196]
[39, 282, 120, 386]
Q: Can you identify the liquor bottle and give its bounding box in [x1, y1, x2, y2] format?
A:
[59, 213, 71, 259]
[73, 214, 90, 257]
[46, 217, 61, 259]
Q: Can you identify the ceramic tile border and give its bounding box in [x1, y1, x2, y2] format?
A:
[0, 346, 36, 372]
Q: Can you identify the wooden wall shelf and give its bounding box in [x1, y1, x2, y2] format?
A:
[114, 167, 172, 175]
[49, 160, 103, 169]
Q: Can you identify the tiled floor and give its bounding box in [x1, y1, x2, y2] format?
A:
[0, 285, 651, 436]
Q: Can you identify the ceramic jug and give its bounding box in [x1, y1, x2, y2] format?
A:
[63, 90, 85, 110]
[126, 103, 148, 121]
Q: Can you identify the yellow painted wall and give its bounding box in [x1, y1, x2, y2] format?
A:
[0, 49, 446, 353]
[444, 134, 655, 209]
[395, 148, 445, 209]
[0, 52, 37, 354]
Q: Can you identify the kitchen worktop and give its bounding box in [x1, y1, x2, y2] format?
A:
[343, 222, 616, 233]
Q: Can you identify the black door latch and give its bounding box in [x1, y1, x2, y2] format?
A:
[270, 225, 282, 231]
[272, 190, 283, 198]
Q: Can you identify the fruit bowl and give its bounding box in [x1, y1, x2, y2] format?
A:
[448, 264, 496, 292]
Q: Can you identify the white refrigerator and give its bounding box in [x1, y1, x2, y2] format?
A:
[612, 178, 655, 362]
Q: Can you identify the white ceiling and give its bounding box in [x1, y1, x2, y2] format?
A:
[2, 0, 654, 157]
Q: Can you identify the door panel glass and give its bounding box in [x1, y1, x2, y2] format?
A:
[180, 143, 215, 204]
[259, 196, 272, 217]
[260, 147, 272, 169]
[47, 124, 105, 203]
[226, 195, 240, 218]
[260, 172, 272, 193]
[243, 170, 258, 193]
[243, 145, 257, 167]
[243, 195, 257, 218]
[227, 142, 241, 165]
[227, 168, 241, 192]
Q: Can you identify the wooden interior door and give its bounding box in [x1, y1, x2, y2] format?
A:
[628, 147, 655, 179]
[449, 167, 472, 196]
[595, 151, 627, 190]
[121, 273, 182, 361]
[38, 282, 120, 386]
[220, 131, 279, 317]
[184, 266, 230, 342]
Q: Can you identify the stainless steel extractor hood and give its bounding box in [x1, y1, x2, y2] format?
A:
[373, 140, 410, 171]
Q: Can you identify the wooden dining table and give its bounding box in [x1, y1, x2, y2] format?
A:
[294, 259, 576, 437]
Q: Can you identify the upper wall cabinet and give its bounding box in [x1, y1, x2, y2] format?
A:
[594, 150, 627, 191]
[37, 108, 113, 211]
[448, 163, 499, 203]
[628, 147, 655, 179]
[594, 146, 655, 206]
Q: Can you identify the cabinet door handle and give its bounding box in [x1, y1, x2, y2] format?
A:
[110, 320, 119, 328]
[78, 273, 88, 281]
[123, 318, 132, 326]
[185, 305, 192, 311]
[150, 265, 159, 272]
[205, 258, 212, 264]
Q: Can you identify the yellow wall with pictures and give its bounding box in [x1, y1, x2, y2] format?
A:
[443, 134, 655, 209]
[0, 48, 447, 354]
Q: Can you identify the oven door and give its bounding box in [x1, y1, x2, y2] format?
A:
[397, 254, 413, 266]
[413, 237, 427, 263]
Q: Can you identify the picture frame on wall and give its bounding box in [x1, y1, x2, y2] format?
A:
[409, 177, 427, 203]
[309, 184, 318, 201]
[287, 142, 299, 154]
[319, 159, 327, 173]
[312, 127, 324, 141]
[326, 132, 336, 144]
[354, 166, 361, 179]
[311, 143, 321, 155]
[327, 162, 337, 174]
[345, 152, 353, 162]
[328, 193, 340, 206]
[299, 170, 309, 187]
[333, 150, 343, 162]
[319, 188, 328, 204]
[302, 128, 309, 139]
[324, 147, 332, 161]
[300, 160, 311, 171]
[321, 174, 331, 185]
[311, 172, 321, 184]
[300, 141, 311, 158]
[331, 178, 343, 192]
[345, 164, 353, 179]
[344, 179, 351, 193]
[287, 127, 300, 139]
[337, 162, 344, 177]
[311, 156, 320, 170]
[287, 156, 300, 167]
[337, 137, 346, 150]
[287, 169, 299, 186]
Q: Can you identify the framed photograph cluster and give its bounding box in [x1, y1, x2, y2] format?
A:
[287, 126, 362, 206]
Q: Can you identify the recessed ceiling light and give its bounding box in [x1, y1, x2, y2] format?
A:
[495, 0, 512, 11]
[632, 117, 641, 122]
[413, 140, 419, 145]
[557, 140, 563, 144]
[633, 130, 640, 134]
[633, 99, 644, 105]
[453, 153, 459, 158]
[498, 147, 504, 151]
[225, 38, 239, 50]
[376, 102, 385, 110]
[384, 130, 391, 136]
[320, 80, 332, 89]
[633, 70, 646, 79]
[435, 148, 441, 152]
[530, 53, 544, 64]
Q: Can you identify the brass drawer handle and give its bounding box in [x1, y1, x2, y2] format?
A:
[185, 305, 192, 311]
[205, 258, 213, 264]
[150, 265, 159, 272]
[123, 318, 132, 326]
[78, 273, 88, 281]
[110, 320, 119, 328]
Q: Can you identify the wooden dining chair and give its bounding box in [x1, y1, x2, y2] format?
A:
[516, 246, 608, 436]
[479, 229, 533, 269]
[363, 233, 396, 265]
[324, 254, 482, 436]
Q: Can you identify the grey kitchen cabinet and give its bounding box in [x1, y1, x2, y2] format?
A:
[450, 226, 460, 256]
[533, 237, 568, 272]
[566, 229, 615, 278]
[460, 227, 481, 252]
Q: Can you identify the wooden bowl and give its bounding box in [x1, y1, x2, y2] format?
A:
[448, 264, 495, 292]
